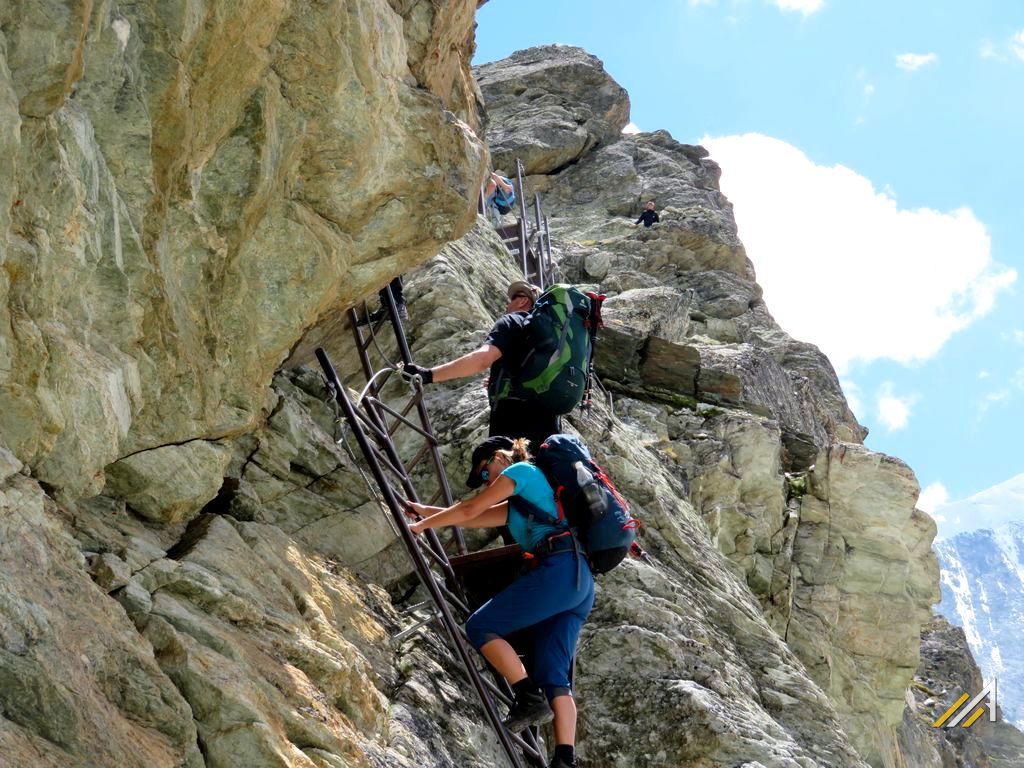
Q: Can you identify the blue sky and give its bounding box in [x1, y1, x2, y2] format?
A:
[475, 0, 1024, 531]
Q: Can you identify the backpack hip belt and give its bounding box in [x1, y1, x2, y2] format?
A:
[534, 530, 576, 557]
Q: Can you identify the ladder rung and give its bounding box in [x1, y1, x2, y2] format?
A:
[392, 610, 441, 643]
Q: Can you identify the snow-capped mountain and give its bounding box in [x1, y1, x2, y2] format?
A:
[936, 521, 1024, 728]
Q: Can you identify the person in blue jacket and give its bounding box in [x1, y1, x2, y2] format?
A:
[405, 435, 593, 768]
[485, 171, 517, 225]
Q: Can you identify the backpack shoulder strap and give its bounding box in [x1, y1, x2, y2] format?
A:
[509, 494, 567, 548]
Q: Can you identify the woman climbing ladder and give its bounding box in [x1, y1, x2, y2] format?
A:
[404, 435, 592, 768]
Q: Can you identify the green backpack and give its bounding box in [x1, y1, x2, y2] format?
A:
[489, 285, 598, 415]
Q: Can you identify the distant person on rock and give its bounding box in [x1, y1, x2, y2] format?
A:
[402, 280, 559, 452]
[485, 171, 516, 226]
[635, 200, 660, 228]
[404, 435, 594, 768]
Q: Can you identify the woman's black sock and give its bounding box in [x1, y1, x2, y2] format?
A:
[554, 744, 575, 764]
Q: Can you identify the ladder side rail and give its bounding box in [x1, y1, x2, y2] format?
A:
[380, 286, 465, 554]
[314, 347, 527, 768]
[357, 396, 458, 570]
[515, 158, 530, 237]
[527, 234, 542, 288]
[518, 220, 529, 279]
[543, 215, 554, 286]
[531, 193, 544, 288]
[410, 533, 468, 597]
[424, 568, 473, 615]
[343, 408, 412, 487]
[333, 352, 457, 577]
[407, 624, 546, 764]
[346, 292, 464, 554]
[348, 307, 382, 391]
[324, 356, 465, 612]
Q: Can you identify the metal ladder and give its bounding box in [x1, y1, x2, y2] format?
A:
[482, 159, 556, 290]
[314, 289, 548, 768]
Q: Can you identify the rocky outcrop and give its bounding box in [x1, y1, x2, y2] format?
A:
[474, 45, 630, 176]
[1, 458, 510, 767]
[0, 0, 486, 498]
[0, 471, 202, 768]
[476, 45, 934, 767]
[899, 615, 1024, 768]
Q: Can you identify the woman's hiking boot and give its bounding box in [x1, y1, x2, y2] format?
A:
[502, 686, 552, 733]
[547, 755, 577, 768]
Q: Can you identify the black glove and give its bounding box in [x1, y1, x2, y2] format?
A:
[402, 362, 433, 385]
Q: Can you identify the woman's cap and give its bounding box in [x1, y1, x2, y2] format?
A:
[466, 435, 515, 488]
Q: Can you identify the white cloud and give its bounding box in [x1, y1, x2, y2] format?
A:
[918, 481, 950, 514]
[980, 39, 1001, 60]
[863, 83, 875, 98]
[772, 0, 825, 16]
[979, 32, 1024, 62]
[877, 383, 916, 432]
[701, 133, 1017, 372]
[621, 123, 642, 135]
[689, 0, 716, 6]
[1010, 329, 1024, 345]
[1013, 30, 1024, 62]
[978, 367, 1024, 414]
[896, 52, 939, 71]
[978, 370, 990, 380]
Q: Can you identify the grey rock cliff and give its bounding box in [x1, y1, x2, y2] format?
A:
[474, 45, 630, 176]
[0, 0, 486, 500]
[899, 615, 1024, 768]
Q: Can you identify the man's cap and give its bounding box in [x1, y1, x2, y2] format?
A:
[507, 280, 540, 304]
[466, 435, 515, 488]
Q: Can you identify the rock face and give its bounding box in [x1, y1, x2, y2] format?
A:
[0, 24, 979, 768]
[899, 615, 1024, 768]
[474, 43, 930, 767]
[474, 45, 630, 175]
[0, 473, 202, 768]
[0, 0, 487, 497]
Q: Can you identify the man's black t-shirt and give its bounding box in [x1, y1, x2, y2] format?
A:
[484, 311, 559, 452]
[485, 311, 531, 391]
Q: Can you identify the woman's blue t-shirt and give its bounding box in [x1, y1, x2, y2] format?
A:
[502, 462, 564, 551]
